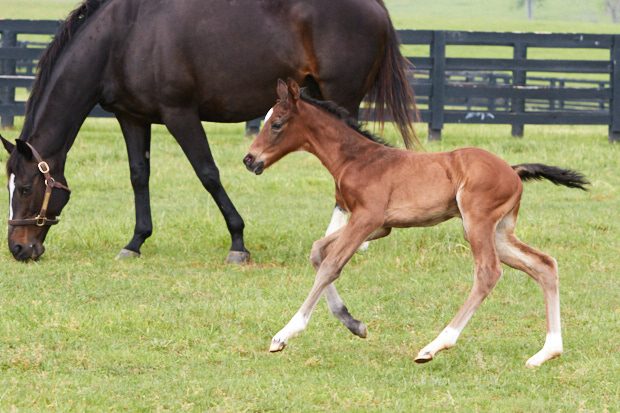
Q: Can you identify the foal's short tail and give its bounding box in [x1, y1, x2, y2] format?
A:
[512, 163, 590, 190]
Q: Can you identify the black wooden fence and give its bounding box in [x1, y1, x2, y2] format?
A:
[1, 20, 619, 142]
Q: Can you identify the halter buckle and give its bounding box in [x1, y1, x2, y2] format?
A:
[35, 215, 47, 227]
[38, 161, 50, 174]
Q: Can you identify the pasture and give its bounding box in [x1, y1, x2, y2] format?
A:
[1, 0, 619, 411]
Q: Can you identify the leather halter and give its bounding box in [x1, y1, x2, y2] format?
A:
[8, 142, 71, 227]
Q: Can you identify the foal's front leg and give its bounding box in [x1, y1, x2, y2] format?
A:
[270, 216, 380, 352]
[325, 205, 370, 251]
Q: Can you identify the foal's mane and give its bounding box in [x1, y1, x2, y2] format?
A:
[300, 91, 394, 148]
[21, 0, 109, 140]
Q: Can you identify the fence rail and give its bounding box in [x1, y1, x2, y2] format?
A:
[1, 20, 619, 141]
[394, 29, 619, 141]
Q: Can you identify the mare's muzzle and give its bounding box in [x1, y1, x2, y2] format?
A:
[243, 154, 264, 175]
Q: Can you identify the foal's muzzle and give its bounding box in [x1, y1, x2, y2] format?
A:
[243, 154, 264, 175]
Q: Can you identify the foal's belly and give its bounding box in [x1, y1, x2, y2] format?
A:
[384, 201, 460, 228]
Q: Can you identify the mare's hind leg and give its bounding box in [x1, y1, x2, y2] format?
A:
[495, 213, 563, 367]
[161, 108, 249, 264]
[116, 115, 153, 259]
[415, 219, 503, 363]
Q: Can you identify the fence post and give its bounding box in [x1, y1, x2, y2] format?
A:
[511, 42, 526, 137]
[0, 30, 18, 129]
[428, 31, 446, 141]
[610, 35, 620, 143]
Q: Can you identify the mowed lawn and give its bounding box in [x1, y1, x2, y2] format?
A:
[1, 0, 619, 411]
[0, 119, 618, 411]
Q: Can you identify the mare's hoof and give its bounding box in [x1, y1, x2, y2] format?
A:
[226, 250, 251, 265]
[116, 248, 140, 260]
[269, 339, 287, 353]
[414, 351, 433, 364]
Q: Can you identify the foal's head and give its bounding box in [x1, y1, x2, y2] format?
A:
[243, 79, 309, 175]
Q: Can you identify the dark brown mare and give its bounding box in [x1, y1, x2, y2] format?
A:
[244, 79, 589, 367]
[1, 0, 416, 262]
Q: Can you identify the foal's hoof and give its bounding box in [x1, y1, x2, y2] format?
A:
[350, 322, 368, 339]
[269, 338, 287, 353]
[115, 248, 140, 260]
[225, 250, 251, 265]
[414, 351, 434, 364]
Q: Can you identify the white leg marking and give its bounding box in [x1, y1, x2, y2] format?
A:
[526, 333, 563, 368]
[270, 311, 309, 352]
[264, 107, 274, 121]
[8, 173, 15, 220]
[416, 326, 461, 361]
[325, 206, 369, 251]
[325, 206, 347, 235]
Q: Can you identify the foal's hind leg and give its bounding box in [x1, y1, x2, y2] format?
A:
[415, 220, 503, 363]
[496, 215, 563, 367]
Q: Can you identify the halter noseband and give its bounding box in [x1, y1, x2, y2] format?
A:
[8, 142, 71, 227]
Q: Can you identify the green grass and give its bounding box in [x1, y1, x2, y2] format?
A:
[0, 120, 618, 411]
[1, 1, 619, 411]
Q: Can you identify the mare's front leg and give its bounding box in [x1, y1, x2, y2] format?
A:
[116, 115, 153, 259]
[270, 215, 380, 352]
[162, 108, 249, 264]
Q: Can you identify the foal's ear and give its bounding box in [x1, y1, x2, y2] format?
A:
[286, 78, 301, 101]
[15, 140, 33, 161]
[0, 134, 14, 154]
[276, 78, 289, 102]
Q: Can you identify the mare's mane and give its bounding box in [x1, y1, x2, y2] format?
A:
[300, 91, 394, 148]
[21, 0, 109, 140]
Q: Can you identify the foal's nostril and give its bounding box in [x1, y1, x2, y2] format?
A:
[243, 154, 255, 167]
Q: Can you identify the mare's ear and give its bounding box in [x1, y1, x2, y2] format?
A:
[0, 134, 14, 154]
[286, 78, 301, 101]
[276, 78, 289, 103]
[15, 140, 33, 161]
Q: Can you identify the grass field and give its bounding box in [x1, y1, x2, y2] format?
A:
[1, 1, 620, 412]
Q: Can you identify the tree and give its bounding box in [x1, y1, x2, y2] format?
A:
[606, 0, 620, 23]
[516, 0, 545, 20]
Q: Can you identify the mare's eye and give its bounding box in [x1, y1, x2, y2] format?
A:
[19, 186, 32, 196]
[272, 121, 283, 131]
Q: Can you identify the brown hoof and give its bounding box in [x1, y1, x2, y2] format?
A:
[353, 322, 368, 339]
[225, 250, 251, 265]
[414, 352, 433, 364]
[116, 248, 140, 260]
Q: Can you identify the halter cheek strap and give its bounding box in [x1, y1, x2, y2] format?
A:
[7, 142, 71, 227]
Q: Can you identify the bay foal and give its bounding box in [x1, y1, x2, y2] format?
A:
[243, 79, 588, 367]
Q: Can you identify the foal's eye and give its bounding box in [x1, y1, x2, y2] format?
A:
[271, 121, 283, 131]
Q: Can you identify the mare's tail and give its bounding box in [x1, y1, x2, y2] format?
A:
[512, 164, 590, 190]
[367, 0, 419, 150]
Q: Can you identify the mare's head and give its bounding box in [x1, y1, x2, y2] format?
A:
[2, 136, 71, 261]
[243, 79, 309, 175]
